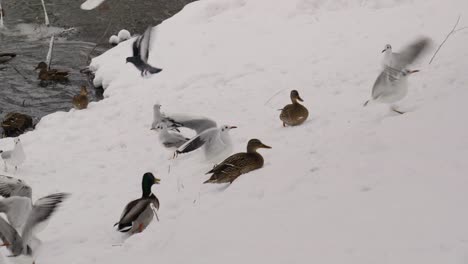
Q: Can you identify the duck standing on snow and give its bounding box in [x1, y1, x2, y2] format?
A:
[72, 86, 89, 110]
[364, 37, 431, 114]
[0, 53, 16, 64]
[126, 27, 162, 76]
[34, 62, 69, 82]
[154, 123, 189, 148]
[280, 90, 309, 127]
[174, 125, 236, 160]
[115, 173, 160, 234]
[0, 175, 69, 264]
[204, 139, 271, 184]
[0, 138, 25, 172]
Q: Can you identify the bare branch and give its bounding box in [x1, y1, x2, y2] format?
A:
[429, 15, 466, 64]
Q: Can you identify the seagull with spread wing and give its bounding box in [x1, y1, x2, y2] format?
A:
[0, 175, 69, 264]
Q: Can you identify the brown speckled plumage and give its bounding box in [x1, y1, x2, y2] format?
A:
[72, 86, 89, 110]
[280, 90, 308, 126]
[204, 139, 271, 184]
[35, 62, 69, 82]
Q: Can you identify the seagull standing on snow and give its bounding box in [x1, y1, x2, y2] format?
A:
[154, 123, 190, 148]
[364, 37, 430, 114]
[1, 138, 26, 172]
[151, 104, 217, 134]
[0, 175, 69, 264]
[174, 125, 236, 160]
[126, 27, 162, 76]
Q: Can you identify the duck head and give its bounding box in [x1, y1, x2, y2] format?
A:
[382, 44, 392, 53]
[291, 90, 304, 103]
[35, 61, 48, 70]
[142, 172, 160, 197]
[247, 139, 271, 153]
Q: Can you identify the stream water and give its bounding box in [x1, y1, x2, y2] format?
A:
[0, 0, 195, 134]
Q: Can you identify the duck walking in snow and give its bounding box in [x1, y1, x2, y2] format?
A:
[204, 139, 271, 184]
[34, 62, 69, 82]
[364, 37, 431, 114]
[151, 104, 217, 134]
[0, 53, 16, 64]
[174, 125, 236, 160]
[0, 176, 69, 264]
[126, 27, 162, 76]
[72, 86, 89, 110]
[280, 90, 309, 126]
[154, 123, 189, 148]
[115, 173, 160, 234]
[1, 138, 25, 172]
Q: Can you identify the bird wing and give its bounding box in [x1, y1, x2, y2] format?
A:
[392, 37, 431, 70]
[21, 193, 69, 247]
[169, 115, 217, 134]
[139, 27, 153, 63]
[176, 128, 217, 155]
[132, 35, 141, 58]
[371, 66, 405, 100]
[118, 198, 152, 225]
[0, 175, 32, 198]
[206, 153, 245, 174]
[0, 215, 24, 256]
[1, 151, 11, 159]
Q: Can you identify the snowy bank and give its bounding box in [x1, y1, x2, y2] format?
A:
[2, 0, 468, 263]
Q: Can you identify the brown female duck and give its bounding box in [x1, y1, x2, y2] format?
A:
[204, 139, 271, 184]
[279, 90, 308, 126]
[72, 86, 89, 110]
[34, 61, 69, 82]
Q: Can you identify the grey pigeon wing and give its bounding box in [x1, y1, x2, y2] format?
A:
[21, 193, 69, 246]
[0, 175, 32, 198]
[139, 27, 152, 63]
[395, 37, 431, 69]
[0, 216, 23, 256]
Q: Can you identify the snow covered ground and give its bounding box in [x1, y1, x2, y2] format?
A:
[1, 0, 468, 263]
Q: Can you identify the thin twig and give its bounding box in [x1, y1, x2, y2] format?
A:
[429, 15, 465, 64]
[10, 65, 29, 80]
[264, 88, 288, 106]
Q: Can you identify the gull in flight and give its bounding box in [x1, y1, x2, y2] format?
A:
[364, 37, 431, 114]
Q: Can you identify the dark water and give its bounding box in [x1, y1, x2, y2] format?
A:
[0, 0, 195, 133]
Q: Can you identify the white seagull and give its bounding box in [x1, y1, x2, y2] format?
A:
[174, 125, 236, 160]
[1, 138, 26, 172]
[154, 123, 190, 148]
[0, 176, 69, 264]
[151, 104, 217, 134]
[126, 27, 162, 76]
[364, 37, 431, 113]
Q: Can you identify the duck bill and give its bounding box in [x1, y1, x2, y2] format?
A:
[261, 143, 272, 149]
[154, 178, 161, 184]
[297, 96, 304, 102]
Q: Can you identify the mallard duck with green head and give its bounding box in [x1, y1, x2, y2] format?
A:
[34, 61, 69, 82]
[279, 90, 309, 127]
[204, 139, 271, 184]
[115, 172, 160, 234]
